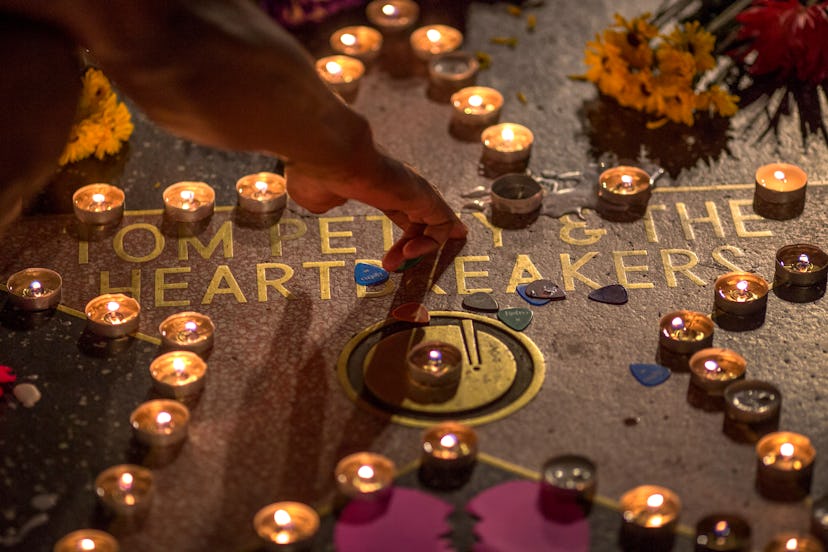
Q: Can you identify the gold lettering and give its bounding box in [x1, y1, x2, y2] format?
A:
[113, 223, 165, 263]
[366, 215, 395, 252]
[612, 250, 653, 289]
[642, 204, 667, 243]
[559, 252, 600, 290]
[303, 260, 345, 300]
[178, 220, 233, 260]
[355, 259, 395, 298]
[661, 248, 705, 287]
[100, 269, 141, 302]
[155, 267, 191, 307]
[270, 218, 308, 257]
[256, 263, 295, 301]
[729, 199, 773, 238]
[319, 216, 357, 255]
[559, 215, 607, 246]
[676, 201, 724, 241]
[454, 255, 491, 294]
[472, 212, 503, 248]
[201, 265, 247, 304]
[506, 254, 543, 293]
[712, 245, 747, 273]
[78, 241, 89, 265]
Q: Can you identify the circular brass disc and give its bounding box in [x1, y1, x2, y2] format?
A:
[337, 311, 545, 427]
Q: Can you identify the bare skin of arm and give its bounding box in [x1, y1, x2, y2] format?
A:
[0, 0, 466, 270]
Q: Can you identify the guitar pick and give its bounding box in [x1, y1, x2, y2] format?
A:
[394, 256, 423, 273]
[392, 302, 430, 324]
[355, 263, 389, 286]
[497, 308, 532, 331]
[629, 363, 671, 387]
[516, 284, 551, 306]
[588, 284, 628, 305]
[462, 292, 499, 313]
[524, 279, 566, 301]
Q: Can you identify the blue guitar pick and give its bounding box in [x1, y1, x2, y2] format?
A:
[516, 284, 551, 306]
[588, 284, 628, 305]
[629, 363, 671, 387]
[354, 263, 389, 286]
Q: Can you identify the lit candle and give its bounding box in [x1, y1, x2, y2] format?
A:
[158, 311, 215, 354]
[619, 485, 682, 549]
[755, 431, 815, 501]
[427, 51, 479, 101]
[253, 501, 319, 551]
[162, 181, 215, 223]
[334, 452, 395, 500]
[235, 171, 287, 214]
[5, 268, 62, 311]
[72, 183, 125, 225]
[94, 464, 154, 518]
[481, 123, 534, 175]
[84, 293, 140, 338]
[330, 26, 383, 63]
[694, 514, 751, 552]
[538, 454, 597, 523]
[713, 272, 769, 327]
[489, 173, 543, 229]
[130, 399, 190, 448]
[365, 0, 419, 33]
[419, 422, 478, 489]
[723, 379, 782, 442]
[658, 310, 714, 355]
[450, 86, 503, 138]
[773, 244, 828, 303]
[149, 350, 208, 399]
[53, 529, 120, 552]
[406, 341, 463, 389]
[764, 534, 824, 552]
[753, 162, 808, 220]
[314, 55, 366, 101]
[688, 348, 747, 396]
[596, 166, 652, 221]
[410, 24, 463, 61]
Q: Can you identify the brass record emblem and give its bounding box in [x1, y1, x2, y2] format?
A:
[337, 311, 545, 427]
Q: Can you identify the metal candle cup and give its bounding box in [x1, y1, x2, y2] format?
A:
[481, 123, 534, 174]
[419, 422, 478, 489]
[773, 244, 828, 303]
[158, 311, 215, 354]
[53, 529, 120, 552]
[763, 534, 824, 552]
[694, 514, 752, 552]
[597, 166, 652, 221]
[410, 24, 463, 61]
[406, 341, 463, 388]
[330, 26, 383, 63]
[236, 172, 287, 214]
[427, 51, 479, 101]
[130, 399, 190, 448]
[450, 86, 503, 132]
[84, 293, 140, 338]
[334, 452, 395, 500]
[755, 431, 816, 501]
[149, 351, 207, 399]
[539, 454, 597, 523]
[72, 183, 125, 225]
[811, 495, 828, 549]
[753, 163, 808, 220]
[489, 173, 543, 229]
[619, 485, 682, 550]
[658, 310, 714, 355]
[94, 464, 154, 518]
[689, 348, 747, 396]
[315, 55, 365, 101]
[6, 268, 62, 311]
[714, 272, 769, 317]
[253, 501, 320, 552]
[366, 0, 419, 33]
[162, 181, 215, 223]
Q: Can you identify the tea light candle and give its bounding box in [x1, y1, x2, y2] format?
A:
[723, 379, 782, 441]
[427, 51, 479, 100]
[253, 501, 319, 551]
[314, 55, 365, 101]
[539, 454, 597, 523]
[72, 183, 125, 225]
[85, 293, 140, 338]
[450, 86, 503, 130]
[810, 495, 828, 549]
[406, 341, 463, 388]
[366, 0, 419, 33]
[481, 123, 534, 168]
[774, 244, 828, 303]
[94, 464, 154, 518]
[714, 272, 769, 317]
[695, 514, 752, 552]
[162, 181, 215, 223]
[53, 529, 120, 552]
[334, 452, 395, 500]
[158, 311, 215, 354]
[410, 24, 463, 61]
[764, 534, 824, 552]
[330, 26, 383, 63]
[619, 485, 682, 548]
[755, 431, 816, 501]
[753, 163, 808, 220]
[596, 166, 652, 220]
[236, 172, 288, 214]
[658, 310, 714, 355]
[149, 350, 208, 399]
[689, 348, 747, 396]
[6, 268, 62, 311]
[489, 173, 543, 229]
[419, 422, 478, 488]
[130, 399, 190, 447]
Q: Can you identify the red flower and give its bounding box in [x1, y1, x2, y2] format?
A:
[0, 365, 15, 398]
[736, 0, 828, 84]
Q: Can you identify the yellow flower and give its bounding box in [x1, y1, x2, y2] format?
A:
[646, 80, 696, 126]
[666, 21, 716, 72]
[604, 13, 657, 70]
[696, 85, 740, 117]
[656, 47, 696, 83]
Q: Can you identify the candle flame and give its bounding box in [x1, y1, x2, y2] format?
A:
[713, 520, 729, 536]
[501, 126, 515, 142]
[156, 411, 172, 426]
[381, 3, 397, 16]
[357, 465, 375, 479]
[468, 94, 483, 108]
[427, 349, 443, 364]
[736, 280, 748, 292]
[173, 356, 186, 374]
[426, 28, 442, 42]
[621, 174, 634, 186]
[273, 509, 292, 526]
[254, 180, 269, 192]
[184, 321, 198, 332]
[704, 360, 719, 372]
[786, 538, 798, 550]
[118, 472, 134, 492]
[670, 317, 684, 330]
[325, 61, 343, 75]
[774, 170, 786, 181]
[106, 301, 120, 312]
[91, 193, 106, 203]
[30, 280, 42, 291]
[439, 433, 458, 448]
[780, 442, 795, 458]
[340, 33, 357, 46]
[79, 538, 96, 551]
[646, 493, 664, 508]
[799, 254, 810, 264]
[180, 190, 195, 201]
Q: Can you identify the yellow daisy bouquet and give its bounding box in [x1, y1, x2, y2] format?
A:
[573, 13, 739, 128]
[59, 68, 134, 166]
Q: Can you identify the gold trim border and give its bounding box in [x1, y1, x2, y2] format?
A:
[336, 310, 546, 428]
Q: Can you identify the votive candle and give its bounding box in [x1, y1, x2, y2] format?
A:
[72, 183, 125, 225]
